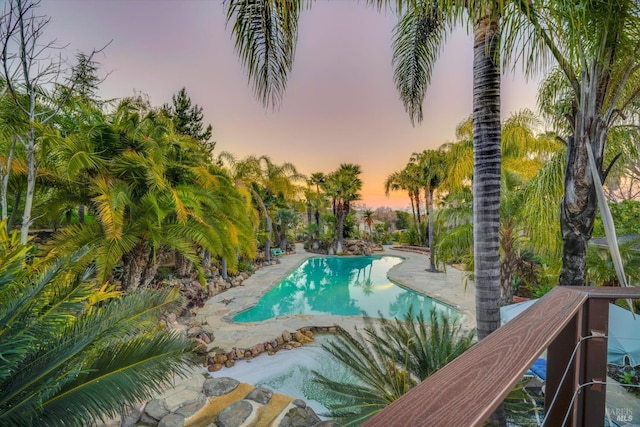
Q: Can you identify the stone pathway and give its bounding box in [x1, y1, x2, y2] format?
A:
[113, 374, 329, 427]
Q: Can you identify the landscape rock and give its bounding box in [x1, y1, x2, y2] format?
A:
[282, 330, 292, 342]
[198, 332, 211, 344]
[245, 387, 273, 404]
[158, 413, 185, 427]
[203, 377, 239, 397]
[138, 411, 161, 426]
[174, 395, 207, 418]
[278, 406, 322, 427]
[294, 330, 313, 344]
[145, 399, 170, 421]
[187, 326, 203, 337]
[292, 399, 306, 408]
[120, 405, 144, 427]
[216, 400, 253, 427]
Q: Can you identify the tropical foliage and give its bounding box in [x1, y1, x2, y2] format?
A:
[0, 225, 194, 426]
[503, 0, 640, 286]
[42, 100, 256, 290]
[313, 309, 474, 425]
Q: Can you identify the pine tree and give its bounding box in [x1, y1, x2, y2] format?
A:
[164, 87, 214, 152]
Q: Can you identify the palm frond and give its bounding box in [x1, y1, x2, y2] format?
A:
[226, 0, 301, 108]
[313, 309, 474, 424]
[392, 0, 447, 125]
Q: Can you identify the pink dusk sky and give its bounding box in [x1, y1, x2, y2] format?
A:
[41, 1, 540, 209]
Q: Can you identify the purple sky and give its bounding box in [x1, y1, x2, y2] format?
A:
[41, 1, 540, 209]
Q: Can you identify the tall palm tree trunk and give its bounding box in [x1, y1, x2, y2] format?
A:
[409, 191, 416, 228]
[336, 205, 346, 254]
[472, 8, 506, 426]
[427, 189, 437, 271]
[559, 73, 606, 286]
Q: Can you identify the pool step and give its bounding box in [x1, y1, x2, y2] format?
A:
[183, 381, 327, 427]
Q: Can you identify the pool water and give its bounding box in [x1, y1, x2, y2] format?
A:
[209, 335, 352, 418]
[233, 255, 456, 322]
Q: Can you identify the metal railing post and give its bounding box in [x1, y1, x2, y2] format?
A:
[546, 308, 582, 426]
[578, 298, 609, 426]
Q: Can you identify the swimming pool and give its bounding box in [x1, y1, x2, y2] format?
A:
[233, 255, 457, 322]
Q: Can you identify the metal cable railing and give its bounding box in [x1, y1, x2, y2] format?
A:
[364, 286, 640, 427]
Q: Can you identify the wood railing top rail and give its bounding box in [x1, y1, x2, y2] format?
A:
[363, 286, 640, 427]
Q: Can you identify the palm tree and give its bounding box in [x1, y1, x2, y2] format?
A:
[218, 153, 304, 264]
[313, 309, 474, 425]
[224, 1, 505, 422]
[0, 226, 194, 426]
[413, 149, 447, 270]
[362, 208, 375, 238]
[323, 164, 363, 253]
[274, 207, 298, 250]
[45, 101, 256, 290]
[309, 171, 326, 228]
[503, 0, 640, 286]
[384, 168, 419, 230]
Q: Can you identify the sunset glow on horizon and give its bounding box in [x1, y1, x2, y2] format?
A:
[41, 1, 541, 210]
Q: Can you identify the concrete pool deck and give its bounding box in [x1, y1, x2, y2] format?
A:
[196, 243, 476, 352]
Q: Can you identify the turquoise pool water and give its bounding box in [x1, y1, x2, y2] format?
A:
[233, 255, 457, 322]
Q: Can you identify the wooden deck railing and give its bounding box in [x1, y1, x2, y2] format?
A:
[363, 286, 640, 427]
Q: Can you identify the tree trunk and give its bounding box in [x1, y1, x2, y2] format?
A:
[499, 220, 517, 306]
[559, 69, 606, 286]
[427, 189, 437, 272]
[336, 205, 346, 254]
[8, 191, 21, 230]
[280, 225, 288, 250]
[414, 191, 423, 245]
[78, 205, 85, 224]
[202, 249, 212, 268]
[1, 136, 16, 227]
[122, 244, 149, 291]
[175, 252, 192, 277]
[409, 191, 416, 229]
[472, 8, 506, 426]
[140, 250, 169, 288]
[221, 257, 228, 280]
[20, 127, 35, 244]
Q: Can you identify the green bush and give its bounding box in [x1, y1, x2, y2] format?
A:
[593, 200, 640, 237]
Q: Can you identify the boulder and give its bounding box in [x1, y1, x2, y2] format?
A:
[245, 387, 273, 404]
[203, 377, 239, 397]
[158, 413, 185, 427]
[292, 399, 306, 408]
[294, 330, 313, 344]
[145, 399, 170, 421]
[187, 326, 203, 337]
[278, 406, 322, 427]
[175, 395, 207, 418]
[216, 400, 253, 427]
[282, 330, 292, 342]
[121, 405, 144, 427]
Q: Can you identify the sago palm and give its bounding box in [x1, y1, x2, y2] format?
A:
[0, 226, 194, 426]
[312, 308, 474, 425]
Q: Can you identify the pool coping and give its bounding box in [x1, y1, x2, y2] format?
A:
[196, 243, 477, 352]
